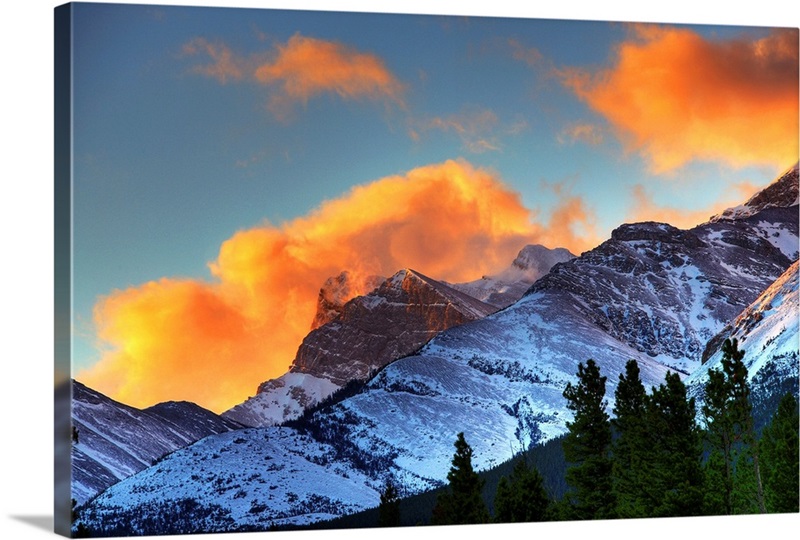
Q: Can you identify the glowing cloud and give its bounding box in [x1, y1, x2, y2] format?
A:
[254, 34, 405, 118]
[183, 33, 405, 119]
[560, 26, 799, 173]
[79, 160, 597, 413]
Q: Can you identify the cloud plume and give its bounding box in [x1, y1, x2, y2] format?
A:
[560, 26, 799, 173]
[79, 160, 597, 413]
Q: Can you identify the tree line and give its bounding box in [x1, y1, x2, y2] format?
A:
[377, 338, 799, 526]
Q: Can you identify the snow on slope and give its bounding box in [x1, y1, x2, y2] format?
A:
[221, 372, 339, 428]
[77, 428, 382, 534]
[711, 162, 799, 223]
[71, 381, 242, 504]
[686, 260, 799, 426]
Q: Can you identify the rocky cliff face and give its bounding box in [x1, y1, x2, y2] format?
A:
[526, 207, 797, 373]
[291, 268, 497, 384]
[224, 268, 497, 426]
[309, 271, 385, 330]
[711, 163, 799, 222]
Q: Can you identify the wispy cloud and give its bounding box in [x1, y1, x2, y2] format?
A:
[409, 107, 501, 153]
[508, 38, 544, 68]
[182, 33, 406, 119]
[558, 25, 799, 173]
[409, 107, 528, 153]
[557, 122, 605, 146]
[182, 38, 246, 84]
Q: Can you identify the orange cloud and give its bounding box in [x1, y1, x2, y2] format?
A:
[255, 34, 405, 118]
[628, 182, 761, 229]
[560, 26, 799, 173]
[183, 33, 405, 120]
[537, 182, 601, 253]
[79, 160, 598, 413]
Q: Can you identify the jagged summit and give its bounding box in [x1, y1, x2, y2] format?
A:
[448, 244, 575, 308]
[711, 162, 799, 222]
[223, 267, 497, 426]
[310, 271, 385, 330]
[289, 267, 497, 384]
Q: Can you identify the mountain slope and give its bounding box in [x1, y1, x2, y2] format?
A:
[711, 163, 799, 222]
[687, 260, 799, 428]
[71, 380, 242, 504]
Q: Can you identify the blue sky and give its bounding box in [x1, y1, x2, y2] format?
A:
[62, 1, 798, 411]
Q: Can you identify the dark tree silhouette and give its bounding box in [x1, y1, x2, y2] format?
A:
[432, 432, 489, 525]
[562, 359, 614, 519]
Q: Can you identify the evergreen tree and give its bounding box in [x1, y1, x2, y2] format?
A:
[721, 339, 766, 513]
[432, 432, 489, 525]
[643, 371, 704, 517]
[760, 392, 799, 513]
[378, 477, 401, 527]
[702, 338, 766, 514]
[493, 458, 550, 523]
[702, 366, 735, 514]
[611, 359, 649, 518]
[562, 359, 614, 519]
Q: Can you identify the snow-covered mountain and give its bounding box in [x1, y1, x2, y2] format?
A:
[686, 260, 799, 427]
[224, 246, 573, 428]
[76, 166, 799, 533]
[447, 244, 575, 308]
[223, 268, 497, 427]
[71, 380, 243, 504]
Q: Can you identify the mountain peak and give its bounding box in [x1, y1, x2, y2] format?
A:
[711, 163, 799, 222]
[310, 271, 385, 330]
[447, 244, 575, 308]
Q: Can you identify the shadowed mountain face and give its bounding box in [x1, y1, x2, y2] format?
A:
[712, 163, 799, 222]
[309, 271, 386, 330]
[71, 380, 242, 504]
[76, 166, 798, 533]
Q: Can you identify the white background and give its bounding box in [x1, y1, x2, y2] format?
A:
[1, 1, 798, 539]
